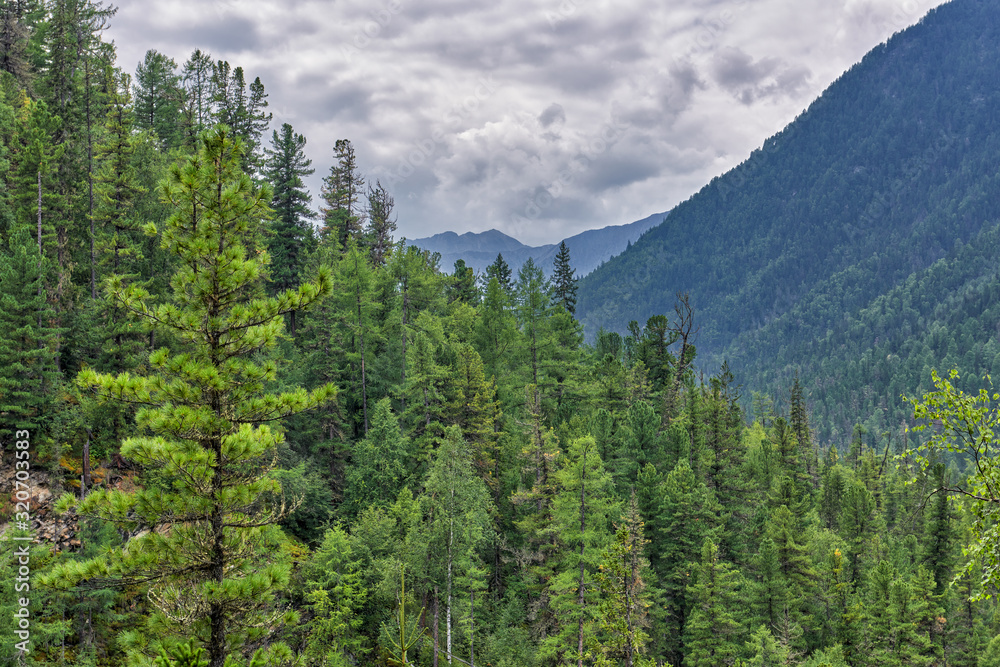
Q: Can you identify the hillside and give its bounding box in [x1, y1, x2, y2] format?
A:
[576, 0, 1000, 441]
[411, 211, 667, 277]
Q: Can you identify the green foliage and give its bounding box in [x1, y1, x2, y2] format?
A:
[905, 369, 1000, 595]
[46, 126, 334, 667]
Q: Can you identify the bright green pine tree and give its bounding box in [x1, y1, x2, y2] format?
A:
[46, 126, 336, 667]
[683, 538, 746, 667]
[133, 49, 184, 150]
[342, 397, 410, 520]
[444, 342, 499, 476]
[263, 122, 315, 301]
[552, 240, 578, 315]
[422, 425, 494, 665]
[300, 525, 369, 665]
[449, 258, 479, 305]
[539, 435, 619, 667]
[474, 275, 522, 411]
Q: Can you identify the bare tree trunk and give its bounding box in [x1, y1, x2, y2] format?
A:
[447, 512, 454, 664]
[433, 587, 440, 667]
[470, 590, 475, 667]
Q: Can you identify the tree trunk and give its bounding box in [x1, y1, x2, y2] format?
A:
[470, 590, 475, 667]
[447, 512, 454, 664]
[433, 587, 440, 667]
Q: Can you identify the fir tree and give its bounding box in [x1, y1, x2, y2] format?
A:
[552, 240, 578, 315]
[48, 126, 336, 667]
[133, 49, 183, 150]
[263, 121, 315, 300]
[343, 397, 410, 519]
[683, 539, 745, 667]
[0, 226, 60, 440]
[484, 252, 512, 294]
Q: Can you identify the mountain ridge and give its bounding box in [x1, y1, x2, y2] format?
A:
[410, 211, 667, 278]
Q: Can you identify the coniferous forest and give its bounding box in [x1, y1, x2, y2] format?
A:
[3, 2, 1000, 667]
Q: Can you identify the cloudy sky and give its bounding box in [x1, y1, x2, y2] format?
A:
[106, 0, 946, 245]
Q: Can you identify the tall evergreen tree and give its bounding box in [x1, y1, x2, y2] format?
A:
[263, 121, 315, 301]
[484, 252, 513, 294]
[0, 226, 60, 440]
[683, 539, 746, 667]
[133, 49, 183, 150]
[48, 126, 336, 667]
[181, 48, 214, 141]
[365, 179, 395, 267]
[552, 240, 578, 315]
[320, 138, 365, 249]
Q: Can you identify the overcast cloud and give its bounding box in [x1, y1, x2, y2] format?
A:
[106, 0, 947, 245]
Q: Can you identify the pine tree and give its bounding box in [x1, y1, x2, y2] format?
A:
[515, 256, 550, 388]
[449, 258, 478, 304]
[0, 226, 60, 440]
[539, 435, 619, 667]
[321, 138, 365, 249]
[683, 539, 745, 667]
[263, 121, 315, 300]
[552, 240, 578, 315]
[48, 126, 336, 667]
[211, 61, 271, 175]
[591, 493, 654, 667]
[133, 49, 183, 150]
[365, 179, 396, 267]
[343, 397, 410, 519]
[422, 425, 494, 665]
[181, 48, 214, 142]
[484, 252, 512, 294]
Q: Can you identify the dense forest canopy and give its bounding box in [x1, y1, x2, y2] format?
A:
[576, 0, 1000, 447]
[0, 1, 999, 667]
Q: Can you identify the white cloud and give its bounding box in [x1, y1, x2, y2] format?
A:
[106, 0, 946, 245]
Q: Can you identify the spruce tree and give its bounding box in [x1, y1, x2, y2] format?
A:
[552, 240, 578, 315]
[48, 126, 336, 667]
[263, 121, 315, 298]
[0, 226, 60, 440]
[683, 539, 745, 667]
[484, 252, 513, 294]
[181, 49, 214, 141]
[342, 397, 410, 519]
[133, 49, 183, 150]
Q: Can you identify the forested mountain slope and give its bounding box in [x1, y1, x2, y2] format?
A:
[577, 0, 1000, 439]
